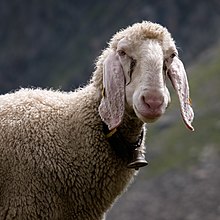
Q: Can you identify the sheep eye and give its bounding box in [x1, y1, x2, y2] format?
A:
[170, 53, 176, 58]
[118, 50, 126, 56]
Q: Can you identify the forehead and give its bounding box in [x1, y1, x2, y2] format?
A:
[117, 38, 164, 57]
[110, 21, 177, 57]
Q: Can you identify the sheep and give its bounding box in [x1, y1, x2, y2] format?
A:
[0, 21, 194, 220]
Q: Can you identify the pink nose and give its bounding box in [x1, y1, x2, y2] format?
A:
[142, 95, 164, 110]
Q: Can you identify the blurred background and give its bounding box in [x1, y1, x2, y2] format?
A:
[0, 0, 220, 219]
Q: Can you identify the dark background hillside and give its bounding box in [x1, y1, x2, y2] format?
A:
[0, 0, 220, 93]
[0, 1, 220, 220]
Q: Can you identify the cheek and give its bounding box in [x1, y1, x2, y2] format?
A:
[125, 81, 138, 108]
[120, 58, 132, 85]
[124, 69, 142, 108]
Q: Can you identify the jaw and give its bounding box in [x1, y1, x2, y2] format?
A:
[125, 100, 166, 124]
[133, 104, 162, 123]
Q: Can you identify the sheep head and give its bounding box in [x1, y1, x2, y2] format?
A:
[98, 21, 194, 131]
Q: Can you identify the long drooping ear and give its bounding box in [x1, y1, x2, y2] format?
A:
[98, 51, 125, 130]
[167, 56, 194, 131]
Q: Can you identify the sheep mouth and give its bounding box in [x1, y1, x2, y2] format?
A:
[133, 105, 162, 123]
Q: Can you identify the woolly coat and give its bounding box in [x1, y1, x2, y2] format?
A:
[0, 83, 142, 219]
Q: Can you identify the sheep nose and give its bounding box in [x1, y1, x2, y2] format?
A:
[142, 96, 164, 110]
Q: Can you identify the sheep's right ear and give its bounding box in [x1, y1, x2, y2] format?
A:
[98, 51, 125, 131]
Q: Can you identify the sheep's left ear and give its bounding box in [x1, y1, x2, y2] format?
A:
[98, 51, 125, 130]
[167, 56, 194, 131]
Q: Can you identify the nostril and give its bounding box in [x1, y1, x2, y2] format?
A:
[147, 99, 163, 109]
[146, 102, 151, 109]
[142, 96, 164, 110]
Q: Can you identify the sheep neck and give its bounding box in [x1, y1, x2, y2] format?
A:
[104, 125, 144, 165]
[119, 111, 144, 143]
[89, 80, 145, 148]
[90, 80, 144, 143]
[102, 105, 144, 144]
[103, 109, 144, 156]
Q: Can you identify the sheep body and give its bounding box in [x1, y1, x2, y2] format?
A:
[0, 87, 135, 220]
[0, 21, 194, 219]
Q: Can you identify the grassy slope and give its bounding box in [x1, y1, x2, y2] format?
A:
[144, 46, 220, 177]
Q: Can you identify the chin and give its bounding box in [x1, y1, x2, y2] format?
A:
[134, 110, 161, 123]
